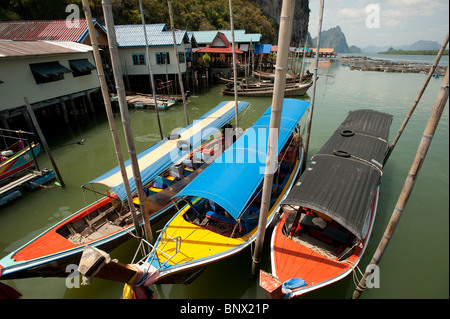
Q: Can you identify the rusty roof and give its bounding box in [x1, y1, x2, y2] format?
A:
[0, 19, 106, 43]
[0, 41, 93, 58]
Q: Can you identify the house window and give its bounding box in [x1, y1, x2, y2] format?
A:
[156, 52, 170, 65]
[132, 53, 146, 65]
[69, 59, 96, 77]
[178, 52, 186, 63]
[29, 61, 71, 84]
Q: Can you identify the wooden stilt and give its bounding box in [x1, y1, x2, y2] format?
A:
[85, 91, 95, 113]
[168, 0, 189, 125]
[60, 98, 69, 123]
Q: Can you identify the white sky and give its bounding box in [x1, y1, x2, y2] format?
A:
[307, 0, 449, 49]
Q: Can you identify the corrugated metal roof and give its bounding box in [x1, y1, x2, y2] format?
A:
[114, 24, 189, 47]
[311, 48, 335, 53]
[0, 19, 105, 42]
[192, 30, 261, 45]
[0, 41, 93, 58]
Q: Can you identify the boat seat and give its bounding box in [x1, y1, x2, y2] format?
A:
[300, 214, 350, 245]
[169, 165, 184, 179]
[183, 159, 200, 170]
[205, 210, 245, 232]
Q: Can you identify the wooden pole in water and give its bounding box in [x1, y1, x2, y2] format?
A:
[139, 0, 164, 139]
[167, 0, 189, 125]
[352, 66, 449, 299]
[81, 0, 142, 238]
[384, 32, 449, 165]
[24, 97, 65, 187]
[251, 0, 295, 276]
[229, 0, 240, 131]
[299, 38, 308, 83]
[302, 0, 324, 170]
[102, 0, 153, 244]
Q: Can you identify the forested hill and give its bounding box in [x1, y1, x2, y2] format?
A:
[1, 0, 306, 43]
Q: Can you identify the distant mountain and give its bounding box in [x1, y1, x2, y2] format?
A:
[407, 40, 441, 50]
[311, 25, 352, 53]
[362, 40, 441, 52]
[348, 45, 361, 53]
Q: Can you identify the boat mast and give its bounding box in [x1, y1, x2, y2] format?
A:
[81, 0, 142, 237]
[138, 0, 164, 139]
[167, 0, 190, 125]
[102, 0, 153, 243]
[302, 0, 324, 170]
[229, 0, 240, 131]
[353, 66, 449, 299]
[251, 0, 295, 276]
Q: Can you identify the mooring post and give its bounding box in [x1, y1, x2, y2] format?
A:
[24, 97, 65, 187]
[352, 67, 449, 299]
[302, 0, 324, 171]
[102, 0, 154, 244]
[82, 0, 143, 238]
[251, 0, 295, 276]
[384, 32, 449, 164]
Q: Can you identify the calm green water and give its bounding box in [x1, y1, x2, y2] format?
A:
[1, 57, 448, 299]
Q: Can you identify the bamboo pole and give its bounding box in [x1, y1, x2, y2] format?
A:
[167, 0, 189, 125]
[299, 38, 307, 83]
[384, 32, 449, 165]
[251, 0, 295, 276]
[228, 0, 240, 131]
[352, 66, 449, 299]
[138, 0, 164, 140]
[102, 0, 153, 244]
[81, 0, 142, 237]
[302, 0, 324, 170]
[24, 97, 65, 187]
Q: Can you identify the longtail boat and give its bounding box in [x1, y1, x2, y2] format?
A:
[221, 81, 313, 97]
[260, 109, 393, 298]
[125, 98, 310, 286]
[0, 140, 40, 183]
[0, 100, 249, 280]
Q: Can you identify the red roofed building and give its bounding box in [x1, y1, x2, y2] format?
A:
[194, 32, 244, 68]
[0, 19, 108, 47]
[311, 48, 336, 57]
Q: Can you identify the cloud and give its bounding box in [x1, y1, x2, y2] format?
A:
[337, 8, 366, 20]
[308, 0, 448, 47]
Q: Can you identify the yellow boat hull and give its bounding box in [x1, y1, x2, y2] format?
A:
[151, 154, 302, 284]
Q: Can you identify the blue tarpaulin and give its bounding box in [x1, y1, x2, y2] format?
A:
[83, 101, 250, 200]
[254, 44, 272, 54]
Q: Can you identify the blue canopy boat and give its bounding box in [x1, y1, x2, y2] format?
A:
[127, 98, 310, 285]
[0, 100, 249, 280]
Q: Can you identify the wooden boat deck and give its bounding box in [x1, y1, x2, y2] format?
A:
[272, 217, 354, 288]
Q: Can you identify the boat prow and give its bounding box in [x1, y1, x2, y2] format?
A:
[0, 100, 249, 280]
